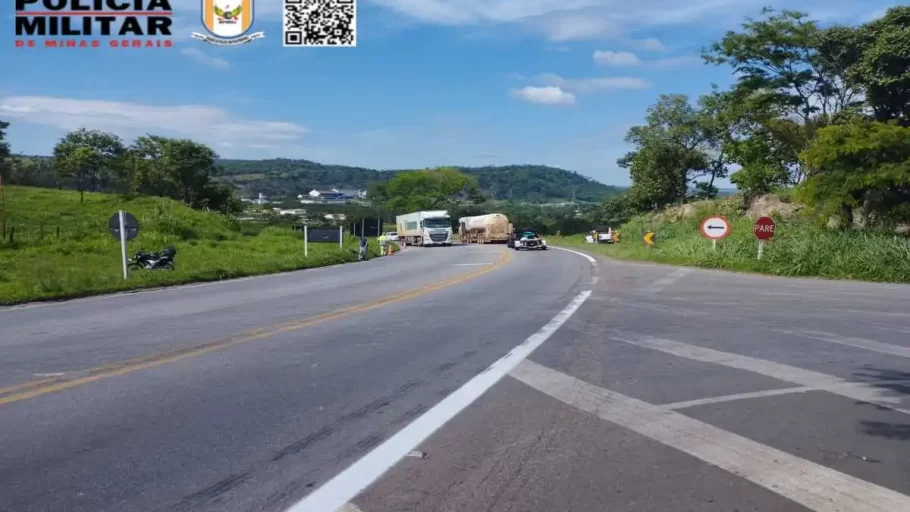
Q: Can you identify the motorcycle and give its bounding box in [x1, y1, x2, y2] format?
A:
[128, 247, 177, 271]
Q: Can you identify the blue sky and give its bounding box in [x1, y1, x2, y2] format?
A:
[0, 0, 895, 186]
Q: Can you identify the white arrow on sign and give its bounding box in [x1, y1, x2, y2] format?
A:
[700, 216, 731, 239]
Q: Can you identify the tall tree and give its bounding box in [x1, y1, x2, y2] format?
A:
[369, 167, 480, 213]
[54, 147, 102, 204]
[158, 138, 218, 204]
[619, 94, 718, 209]
[128, 135, 173, 197]
[704, 8, 858, 123]
[704, 8, 862, 188]
[819, 7, 910, 126]
[52, 129, 125, 202]
[0, 120, 10, 183]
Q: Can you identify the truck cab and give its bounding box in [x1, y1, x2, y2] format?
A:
[396, 210, 454, 246]
[420, 216, 453, 246]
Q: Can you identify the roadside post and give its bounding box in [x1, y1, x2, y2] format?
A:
[108, 211, 140, 279]
[700, 215, 731, 252]
[304, 225, 308, 257]
[338, 226, 343, 249]
[753, 216, 776, 260]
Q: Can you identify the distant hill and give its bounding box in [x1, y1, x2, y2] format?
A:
[215, 159, 624, 203]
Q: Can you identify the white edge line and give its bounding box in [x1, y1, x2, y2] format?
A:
[286, 290, 593, 512]
[550, 246, 597, 266]
[511, 360, 910, 512]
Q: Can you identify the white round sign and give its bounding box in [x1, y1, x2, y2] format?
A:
[700, 216, 731, 239]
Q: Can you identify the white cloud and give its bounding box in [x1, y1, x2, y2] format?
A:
[509, 86, 576, 106]
[179, 48, 230, 71]
[653, 55, 704, 68]
[369, 0, 761, 40]
[632, 37, 667, 52]
[593, 50, 641, 66]
[538, 73, 650, 93]
[0, 96, 309, 149]
[592, 50, 703, 69]
[532, 12, 617, 41]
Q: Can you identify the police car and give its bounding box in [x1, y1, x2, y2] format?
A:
[512, 230, 547, 250]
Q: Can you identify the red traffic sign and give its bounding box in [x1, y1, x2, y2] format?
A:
[700, 216, 731, 240]
[753, 216, 776, 240]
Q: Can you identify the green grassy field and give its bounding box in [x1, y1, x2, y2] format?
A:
[0, 186, 394, 305]
[550, 202, 910, 283]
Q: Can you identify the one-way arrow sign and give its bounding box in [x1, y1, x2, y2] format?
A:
[700, 216, 731, 240]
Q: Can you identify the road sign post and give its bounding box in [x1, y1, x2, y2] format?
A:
[338, 226, 343, 249]
[304, 225, 308, 257]
[119, 211, 128, 279]
[700, 216, 731, 253]
[108, 211, 140, 279]
[753, 216, 776, 260]
[642, 231, 656, 246]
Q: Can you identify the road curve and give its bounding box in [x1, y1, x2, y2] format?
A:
[0, 243, 593, 512]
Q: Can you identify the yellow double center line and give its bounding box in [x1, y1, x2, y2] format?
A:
[0, 248, 512, 407]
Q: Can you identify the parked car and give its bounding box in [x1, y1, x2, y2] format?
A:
[384, 231, 399, 241]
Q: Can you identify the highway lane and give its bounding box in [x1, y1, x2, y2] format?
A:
[0, 244, 593, 512]
[344, 250, 910, 512]
[5, 242, 910, 512]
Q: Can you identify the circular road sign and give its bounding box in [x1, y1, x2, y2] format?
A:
[753, 216, 776, 240]
[108, 212, 140, 241]
[700, 216, 731, 240]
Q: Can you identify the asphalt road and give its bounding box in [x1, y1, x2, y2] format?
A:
[2, 242, 910, 512]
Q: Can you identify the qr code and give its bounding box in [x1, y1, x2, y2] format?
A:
[284, 0, 356, 47]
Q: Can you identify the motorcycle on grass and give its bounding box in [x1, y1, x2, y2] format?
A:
[128, 247, 177, 271]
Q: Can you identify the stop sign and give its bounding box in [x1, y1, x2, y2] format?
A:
[753, 216, 776, 240]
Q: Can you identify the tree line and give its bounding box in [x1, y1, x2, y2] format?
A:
[0, 125, 242, 215]
[610, 6, 909, 229]
[216, 159, 621, 203]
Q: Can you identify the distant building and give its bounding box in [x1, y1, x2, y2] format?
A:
[306, 188, 366, 202]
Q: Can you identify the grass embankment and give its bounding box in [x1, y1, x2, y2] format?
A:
[551, 200, 910, 283]
[0, 186, 394, 305]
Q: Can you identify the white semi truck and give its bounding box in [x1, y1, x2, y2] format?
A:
[396, 210, 454, 246]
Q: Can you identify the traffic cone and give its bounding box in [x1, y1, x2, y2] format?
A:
[388, 244, 393, 256]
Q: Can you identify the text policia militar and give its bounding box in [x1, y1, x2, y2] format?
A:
[15, 0, 173, 49]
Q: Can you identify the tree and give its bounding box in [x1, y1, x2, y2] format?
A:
[704, 8, 864, 188]
[159, 138, 219, 204]
[369, 167, 480, 212]
[127, 135, 172, 197]
[0, 120, 10, 183]
[796, 121, 910, 227]
[619, 94, 719, 209]
[54, 146, 102, 204]
[52, 129, 125, 202]
[819, 7, 910, 126]
[704, 8, 858, 124]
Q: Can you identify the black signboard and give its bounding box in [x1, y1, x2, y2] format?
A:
[306, 228, 341, 243]
[351, 218, 382, 237]
[108, 212, 140, 241]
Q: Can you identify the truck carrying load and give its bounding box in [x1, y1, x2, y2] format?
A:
[458, 213, 512, 243]
[396, 210, 453, 247]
